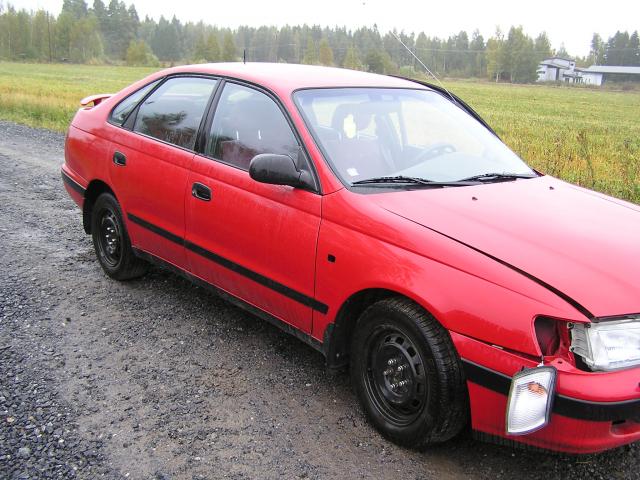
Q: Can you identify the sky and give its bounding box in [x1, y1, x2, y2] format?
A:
[7, 0, 640, 57]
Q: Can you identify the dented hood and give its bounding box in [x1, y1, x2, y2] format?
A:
[372, 176, 640, 318]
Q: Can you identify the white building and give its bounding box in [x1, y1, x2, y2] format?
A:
[537, 58, 640, 86]
[580, 66, 640, 86]
[536, 57, 578, 83]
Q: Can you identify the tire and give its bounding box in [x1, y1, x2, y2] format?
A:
[350, 297, 468, 449]
[91, 192, 148, 280]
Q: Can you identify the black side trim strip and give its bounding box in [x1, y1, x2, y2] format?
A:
[462, 359, 640, 422]
[61, 170, 86, 196]
[385, 209, 595, 320]
[184, 240, 328, 313]
[126, 213, 329, 314]
[554, 394, 640, 422]
[128, 213, 183, 245]
[132, 248, 323, 353]
[462, 359, 511, 395]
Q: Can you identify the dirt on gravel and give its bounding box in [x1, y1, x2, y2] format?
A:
[0, 120, 637, 480]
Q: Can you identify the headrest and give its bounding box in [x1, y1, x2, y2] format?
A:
[331, 103, 373, 138]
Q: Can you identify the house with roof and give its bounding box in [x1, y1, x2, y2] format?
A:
[580, 66, 640, 86]
[537, 57, 578, 83]
[537, 57, 640, 85]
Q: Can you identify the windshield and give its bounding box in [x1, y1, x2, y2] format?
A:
[294, 88, 535, 186]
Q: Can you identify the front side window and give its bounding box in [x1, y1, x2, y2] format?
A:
[295, 88, 535, 186]
[109, 79, 160, 126]
[134, 77, 217, 150]
[206, 83, 300, 170]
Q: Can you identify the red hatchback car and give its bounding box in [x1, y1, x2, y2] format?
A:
[62, 63, 640, 454]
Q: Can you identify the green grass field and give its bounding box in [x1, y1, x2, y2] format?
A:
[1, 62, 639, 203]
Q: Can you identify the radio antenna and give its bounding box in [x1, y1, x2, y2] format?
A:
[390, 31, 457, 104]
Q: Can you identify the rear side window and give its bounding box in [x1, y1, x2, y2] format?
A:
[108, 79, 160, 126]
[205, 83, 300, 170]
[134, 77, 218, 150]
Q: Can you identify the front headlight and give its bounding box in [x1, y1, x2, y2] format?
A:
[570, 318, 640, 371]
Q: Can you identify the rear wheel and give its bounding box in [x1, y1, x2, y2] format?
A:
[91, 193, 147, 280]
[350, 297, 468, 448]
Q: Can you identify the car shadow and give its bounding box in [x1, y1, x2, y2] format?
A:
[124, 264, 638, 479]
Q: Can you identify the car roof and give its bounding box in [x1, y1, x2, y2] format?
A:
[160, 62, 427, 94]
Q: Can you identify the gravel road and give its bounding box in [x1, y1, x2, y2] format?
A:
[0, 120, 637, 479]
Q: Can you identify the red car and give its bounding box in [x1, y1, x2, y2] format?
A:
[62, 63, 640, 454]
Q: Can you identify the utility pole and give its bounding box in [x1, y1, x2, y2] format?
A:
[47, 12, 52, 62]
[273, 31, 278, 63]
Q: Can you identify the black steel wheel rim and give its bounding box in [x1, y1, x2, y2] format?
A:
[97, 208, 122, 268]
[363, 325, 428, 426]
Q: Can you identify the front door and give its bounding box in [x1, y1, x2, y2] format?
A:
[185, 82, 322, 333]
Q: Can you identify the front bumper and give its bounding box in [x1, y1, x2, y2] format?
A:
[452, 331, 640, 453]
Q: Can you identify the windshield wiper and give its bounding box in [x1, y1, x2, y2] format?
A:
[351, 176, 471, 187]
[457, 172, 538, 182]
[351, 173, 537, 187]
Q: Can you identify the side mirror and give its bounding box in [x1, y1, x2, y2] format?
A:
[249, 154, 315, 190]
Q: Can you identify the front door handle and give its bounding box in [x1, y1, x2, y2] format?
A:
[192, 182, 212, 201]
[113, 151, 127, 166]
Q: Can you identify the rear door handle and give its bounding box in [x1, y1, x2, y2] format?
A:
[192, 182, 212, 201]
[113, 151, 127, 166]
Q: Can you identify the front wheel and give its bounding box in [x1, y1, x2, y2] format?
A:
[91, 192, 147, 280]
[350, 297, 468, 448]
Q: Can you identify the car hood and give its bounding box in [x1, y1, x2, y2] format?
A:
[372, 176, 640, 319]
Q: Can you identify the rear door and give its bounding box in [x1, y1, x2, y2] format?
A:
[108, 76, 219, 268]
[185, 81, 323, 333]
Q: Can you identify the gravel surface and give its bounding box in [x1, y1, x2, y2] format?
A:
[0, 119, 637, 479]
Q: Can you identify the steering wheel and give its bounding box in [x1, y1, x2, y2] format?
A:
[410, 143, 457, 164]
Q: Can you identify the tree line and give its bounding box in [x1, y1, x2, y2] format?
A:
[589, 31, 640, 66]
[0, 0, 638, 83]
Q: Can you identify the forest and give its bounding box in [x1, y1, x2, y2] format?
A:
[0, 0, 639, 83]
